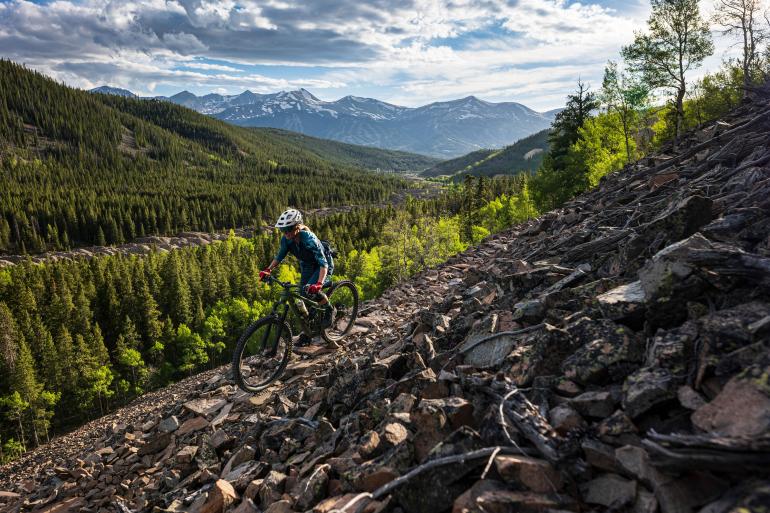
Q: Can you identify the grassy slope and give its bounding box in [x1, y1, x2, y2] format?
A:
[421, 129, 550, 179]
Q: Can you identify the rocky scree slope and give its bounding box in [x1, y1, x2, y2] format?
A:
[2, 95, 770, 513]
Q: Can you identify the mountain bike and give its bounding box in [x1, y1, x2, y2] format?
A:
[232, 275, 359, 393]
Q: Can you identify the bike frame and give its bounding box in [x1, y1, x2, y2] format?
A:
[260, 276, 330, 350]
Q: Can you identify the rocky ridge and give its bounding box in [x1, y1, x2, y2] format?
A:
[1, 94, 770, 512]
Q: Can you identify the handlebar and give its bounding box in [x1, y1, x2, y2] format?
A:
[262, 274, 293, 289]
[262, 274, 331, 291]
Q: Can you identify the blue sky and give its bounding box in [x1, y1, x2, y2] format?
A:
[0, 0, 739, 110]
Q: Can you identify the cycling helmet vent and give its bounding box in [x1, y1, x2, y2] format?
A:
[275, 208, 303, 228]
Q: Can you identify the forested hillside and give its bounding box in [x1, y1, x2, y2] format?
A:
[420, 148, 496, 178]
[421, 129, 549, 179]
[252, 128, 440, 174]
[0, 60, 407, 255]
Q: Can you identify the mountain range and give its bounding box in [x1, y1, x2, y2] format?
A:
[91, 87, 559, 158]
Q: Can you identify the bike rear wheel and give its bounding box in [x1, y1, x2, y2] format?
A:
[322, 280, 359, 345]
[232, 317, 293, 393]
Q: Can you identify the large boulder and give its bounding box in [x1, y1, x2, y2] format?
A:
[691, 375, 770, 437]
[562, 318, 644, 385]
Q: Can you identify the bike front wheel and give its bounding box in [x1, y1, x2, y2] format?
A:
[322, 280, 359, 345]
[232, 317, 293, 393]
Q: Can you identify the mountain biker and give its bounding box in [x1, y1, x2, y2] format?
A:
[259, 208, 335, 344]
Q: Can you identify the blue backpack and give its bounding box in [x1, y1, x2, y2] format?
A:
[320, 240, 336, 268]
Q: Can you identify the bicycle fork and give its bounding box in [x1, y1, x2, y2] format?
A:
[263, 305, 291, 358]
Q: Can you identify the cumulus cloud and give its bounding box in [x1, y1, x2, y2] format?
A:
[0, 0, 678, 108]
[181, 61, 243, 72]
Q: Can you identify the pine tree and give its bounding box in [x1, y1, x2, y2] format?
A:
[114, 316, 146, 397]
[162, 254, 192, 326]
[96, 226, 106, 246]
[532, 81, 599, 210]
[37, 329, 62, 390]
[12, 339, 43, 445]
[0, 303, 20, 391]
[87, 323, 110, 366]
[137, 282, 163, 350]
[460, 174, 475, 244]
[55, 326, 78, 412]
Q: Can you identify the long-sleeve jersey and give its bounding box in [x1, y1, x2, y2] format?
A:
[275, 229, 328, 268]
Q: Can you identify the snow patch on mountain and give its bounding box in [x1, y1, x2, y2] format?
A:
[89, 85, 559, 158]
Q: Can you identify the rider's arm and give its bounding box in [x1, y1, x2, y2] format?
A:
[317, 266, 327, 284]
[266, 258, 280, 271]
[273, 235, 290, 265]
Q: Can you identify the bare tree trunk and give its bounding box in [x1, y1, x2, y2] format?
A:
[16, 417, 26, 452]
[32, 420, 39, 447]
[621, 109, 632, 161]
[713, 0, 765, 96]
[675, 84, 686, 146]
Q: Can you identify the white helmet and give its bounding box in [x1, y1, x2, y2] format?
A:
[275, 208, 302, 229]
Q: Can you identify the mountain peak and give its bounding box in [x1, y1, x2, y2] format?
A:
[170, 90, 197, 102]
[461, 95, 489, 105]
[339, 95, 370, 103]
[289, 88, 320, 102]
[89, 86, 136, 98]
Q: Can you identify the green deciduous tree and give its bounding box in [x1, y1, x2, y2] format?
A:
[114, 316, 147, 397]
[345, 248, 384, 299]
[622, 0, 714, 143]
[686, 63, 745, 126]
[573, 113, 634, 186]
[601, 61, 650, 162]
[0, 392, 28, 452]
[171, 324, 208, 375]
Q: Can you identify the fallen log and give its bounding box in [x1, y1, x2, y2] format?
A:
[643, 431, 770, 472]
[328, 446, 533, 513]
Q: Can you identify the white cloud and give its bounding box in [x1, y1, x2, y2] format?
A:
[0, 0, 741, 110]
[500, 0, 637, 45]
[181, 61, 243, 72]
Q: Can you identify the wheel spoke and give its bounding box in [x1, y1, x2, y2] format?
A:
[323, 281, 358, 343]
[233, 318, 292, 392]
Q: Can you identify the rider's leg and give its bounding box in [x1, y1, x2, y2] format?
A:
[307, 266, 335, 328]
[296, 264, 315, 342]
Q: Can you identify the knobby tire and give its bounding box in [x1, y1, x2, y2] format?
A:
[232, 317, 293, 393]
[322, 280, 359, 345]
